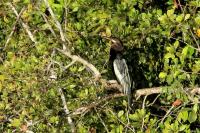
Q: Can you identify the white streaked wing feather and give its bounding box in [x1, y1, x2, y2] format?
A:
[113, 58, 131, 94]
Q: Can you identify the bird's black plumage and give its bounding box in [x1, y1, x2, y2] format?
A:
[113, 55, 132, 107]
[102, 36, 132, 108]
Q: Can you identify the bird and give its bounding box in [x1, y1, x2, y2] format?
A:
[101, 35, 132, 108]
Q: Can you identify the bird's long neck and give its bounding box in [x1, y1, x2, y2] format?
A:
[109, 49, 122, 62]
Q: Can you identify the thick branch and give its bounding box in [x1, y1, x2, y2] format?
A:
[135, 87, 200, 99]
[57, 48, 101, 79]
[135, 87, 162, 99]
[72, 86, 200, 116]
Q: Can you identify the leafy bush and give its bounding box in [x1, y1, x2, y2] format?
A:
[0, 0, 200, 132]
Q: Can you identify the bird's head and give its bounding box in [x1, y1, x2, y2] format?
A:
[100, 33, 124, 52]
[100, 33, 124, 61]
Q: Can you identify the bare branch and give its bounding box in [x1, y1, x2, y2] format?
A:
[71, 85, 200, 117]
[72, 93, 124, 115]
[160, 106, 174, 124]
[48, 51, 76, 132]
[189, 29, 200, 51]
[43, 0, 68, 50]
[191, 87, 200, 95]
[41, 12, 57, 38]
[8, 3, 37, 43]
[135, 87, 162, 99]
[135, 87, 200, 99]
[108, 109, 135, 132]
[4, 7, 26, 49]
[64, 60, 76, 70]
[58, 88, 76, 133]
[95, 109, 109, 133]
[57, 48, 101, 79]
[147, 94, 161, 107]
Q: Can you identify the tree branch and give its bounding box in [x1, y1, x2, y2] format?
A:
[57, 88, 76, 133]
[72, 93, 124, 115]
[57, 48, 101, 79]
[71, 86, 200, 116]
[8, 3, 37, 43]
[43, 0, 69, 50]
[4, 6, 26, 50]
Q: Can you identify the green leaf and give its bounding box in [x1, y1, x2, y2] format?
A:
[166, 75, 174, 84]
[75, 23, 82, 30]
[167, 9, 174, 17]
[0, 75, 5, 81]
[194, 17, 200, 25]
[159, 72, 167, 79]
[69, 84, 76, 89]
[146, 37, 152, 44]
[139, 109, 146, 117]
[49, 116, 59, 124]
[176, 15, 183, 22]
[158, 15, 168, 24]
[166, 46, 174, 53]
[7, 52, 14, 60]
[193, 104, 198, 113]
[11, 118, 21, 127]
[73, 7, 79, 12]
[118, 110, 124, 118]
[164, 53, 175, 59]
[177, 110, 188, 122]
[174, 70, 180, 78]
[78, 66, 85, 72]
[118, 125, 123, 133]
[129, 114, 139, 121]
[188, 47, 194, 56]
[174, 41, 179, 49]
[182, 46, 189, 57]
[188, 110, 197, 123]
[184, 14, 190, 21]
[179, 125, 187, 131]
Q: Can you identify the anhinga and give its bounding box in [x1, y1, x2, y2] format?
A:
[102, 36, 132, 108]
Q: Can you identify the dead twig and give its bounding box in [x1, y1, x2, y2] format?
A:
[58, 87, 76, 133]
[40, 11, 57, 38]
[95, 108, 109, 133]
[43, 0, 69, 50]
[156, 105, 175, 131]
[108, 109, 135, 132]
[141, 95, 147, 132]
[147, 94, 161, 107]
[4, 7, 26, 50]
[8, 3, 37, 43]
[189, 29, 200, 51]
[72, 93, 124, 115]
[48, 50, 76, 132]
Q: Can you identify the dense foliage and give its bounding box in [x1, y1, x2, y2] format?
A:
[1, 0, 200, 132]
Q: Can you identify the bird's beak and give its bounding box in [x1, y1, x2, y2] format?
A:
[100, 35, 109, 39]
[99, 32, 111, 40]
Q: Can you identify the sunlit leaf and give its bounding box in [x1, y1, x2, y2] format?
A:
[11, 118, 21, 127]
[188, 110, 197, 123]
[159, 72, 167, 79]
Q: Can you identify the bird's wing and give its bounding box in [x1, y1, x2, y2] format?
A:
[113, 58, 131, 94]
